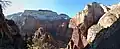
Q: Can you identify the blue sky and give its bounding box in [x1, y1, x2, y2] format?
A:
[3, 0, 119, 17]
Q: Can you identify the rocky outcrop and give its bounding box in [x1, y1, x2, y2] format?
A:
[87, 3, 120, 44]
[98, 4, 120, 28]
[79, 2, 105, 37]
[26, 26, 73, 49]
[67, 2, 106, 49]
[27, 27, 59, 49]
[65, 2, 120, 49]
[86, 3, 120, 49]
[87, 24, 103, 43]
[87, 17, 120, 49]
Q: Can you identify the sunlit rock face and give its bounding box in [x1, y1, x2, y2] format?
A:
[86, 3, 120, 43]
[87, 3, 120, 43]
[66, 2, 120, 49]
[85, 4, 120, 48]
[98, 12, 117, 28]
[87, 24, 103, 43]
[67, 2, 108, 49]
[99, 4, 120, 28]
[85, 3, 120, 49]
[69, 2, 106, 28]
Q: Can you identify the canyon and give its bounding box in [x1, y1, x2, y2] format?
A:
[0, 2, 120, 49]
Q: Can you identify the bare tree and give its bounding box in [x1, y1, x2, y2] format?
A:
[0, 0, 11, 9]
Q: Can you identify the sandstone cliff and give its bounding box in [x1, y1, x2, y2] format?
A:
[2, 2, 120, 49]
[66, 2, 120, 49]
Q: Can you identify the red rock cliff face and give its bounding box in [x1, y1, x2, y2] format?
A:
[66, 2, 120, 49]
[67, 2, 107, 49]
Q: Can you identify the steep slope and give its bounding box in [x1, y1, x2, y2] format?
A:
[87, 3, 120, 49]
[66, 2, 120, 49]
[88, 16, 120, 49]
[67, 2, 106, 49]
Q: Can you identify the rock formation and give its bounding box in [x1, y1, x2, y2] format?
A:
[3, 2, 120, 49]
[66, 2, 120, 49]
[27, 27, 59, 49]
[67, 2, 106, 49]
